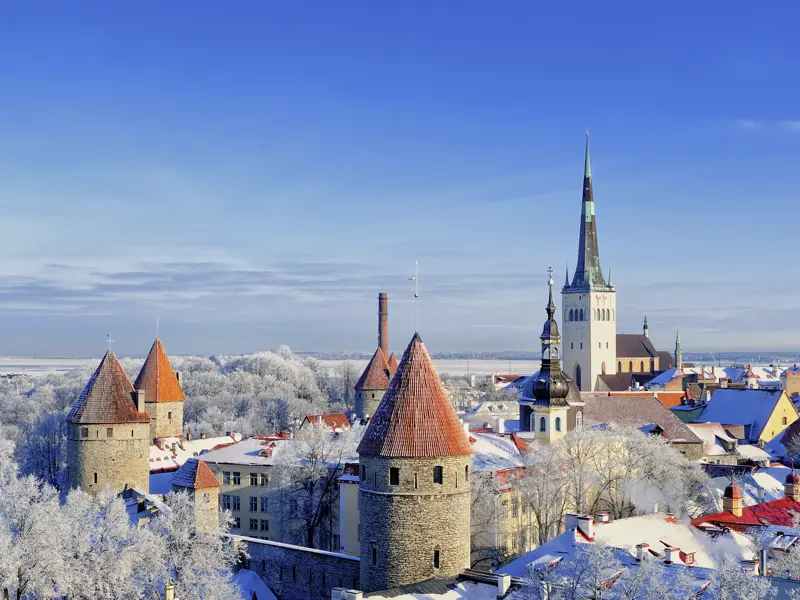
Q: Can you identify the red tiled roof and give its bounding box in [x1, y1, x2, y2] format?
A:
[67, 351, 150, 425]
[388, 352, 399, 375]
[171, 458, 220, 490]
[355, 347, 392, 391]
[691, 497, 800, 530]
[509, 433, 531, 452]
[302, 413, 350, 430]
[133, 338, 185, 403]
[357, 333, 472, 458]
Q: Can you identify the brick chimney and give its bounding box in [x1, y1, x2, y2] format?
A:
[378, 293, 389, 359]
[132, 389, 146, 413]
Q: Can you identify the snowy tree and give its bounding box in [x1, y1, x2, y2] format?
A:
[137, 492, 244, 600]
[703, 557, 775, 600]
[275, 423, 355, 549]
[470, 470, 505, 567]
[524, 542, 622, 600]
[15, 410, 67, 491]
[517, 442, 570, 546]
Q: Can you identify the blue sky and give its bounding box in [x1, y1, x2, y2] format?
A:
[0, 1, 798, 357]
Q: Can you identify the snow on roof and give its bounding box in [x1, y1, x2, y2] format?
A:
[736, 443, 772, 462]
[469, 433, 524, 472]
[197, 436, 291, 467]
[233, 569, 278, 600]
[149, 434, 241, 473]
[686, 423, 737, 456]
[366, 580, 500, 600]
[706, 466, 791, 509]
[647, 365, 783, 390]
[697, 389, 789, 441]
[500, 512, 754, 577]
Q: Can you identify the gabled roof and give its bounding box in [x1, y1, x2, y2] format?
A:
[692, 497, 800, 530]
[698, 389, 793, 441]
[67, 351, 150, 425]
[583, 394, 702, 445]
[133, 338, 185, 403]
[388, 352, 399, 375]
[357, 333, 472, 458]
[354, 347, 392, 391]
[657, 351, 675, 370]
[301, 413, 350, 430]
[616, 333, 658, 358]
[171, 458, 220, 490]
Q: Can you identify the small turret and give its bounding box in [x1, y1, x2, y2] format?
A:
[723, 473, 743, 517]
[785, 462, 800, 501]
[643, 315, 649, 339]
[675, 330, 683, 372]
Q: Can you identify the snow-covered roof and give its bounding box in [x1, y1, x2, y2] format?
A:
[197, 436, 291, 467]
[470, 433, 525, 472]
[686, 423, 737, 457]
[647, 365, 783, 390]
[697, 389, 789, 441]
[149, 434, 242, 472]
[704, 466, 791, 511]
[737, 443, 772, 462]
[365, 580, 501, 600]
[233, 569, 278, 600]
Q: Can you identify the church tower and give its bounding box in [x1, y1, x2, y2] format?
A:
[532, 270, 571, 444]
[357, 333, 472, 593]
[562, 133, 616, 391]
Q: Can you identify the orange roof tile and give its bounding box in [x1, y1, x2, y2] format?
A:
[134, 338, 185, 403]
[355, 347, 391, 391]
[357, 333, 472, 458]
[67, 351, 150, 425]
[388, 352, 399, 375]
[171, 458, 220, 489]
[302, 413, 351, 430]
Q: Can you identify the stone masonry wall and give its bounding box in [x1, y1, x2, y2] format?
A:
[242, 536, 360, 600]
[359, 454, 471, 593]
[67, 422, 150, 494]
[147, 400, 184, 440]
[355, 389, 385, 420]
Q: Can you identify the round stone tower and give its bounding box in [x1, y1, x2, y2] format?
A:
[66, 350, 151, 494]
[134, 338, 186, 442]
[357, 332, 472, 593]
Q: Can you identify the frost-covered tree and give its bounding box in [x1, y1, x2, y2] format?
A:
[275, 423, 356, 549]
[137, 492, 243, 600]
[517, 442, 570, 546]
[470, 470, 506, 567]
[15, 410, 68, 491]
[704, 557, 775, 600]
[524, 542, 622, 600]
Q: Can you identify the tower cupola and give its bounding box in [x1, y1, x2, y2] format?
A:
[534, 269, 570, 407]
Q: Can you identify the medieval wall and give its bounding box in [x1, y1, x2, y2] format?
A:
[146, 400, 184, 440]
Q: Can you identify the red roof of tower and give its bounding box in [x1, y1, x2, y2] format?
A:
[357, 333, 472, 458]
[67, 351, 150, 425]
[171, 458, 220, 490]
[133, 338, 185, 403]
[388, 352, 399, 375]
[692, 497, 800, 531]
[355, 347, 392, 391]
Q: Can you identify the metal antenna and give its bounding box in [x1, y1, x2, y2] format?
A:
[408, 260, 419, 331]
[106, 332, 113, 352]
[156, 315, 160, 339]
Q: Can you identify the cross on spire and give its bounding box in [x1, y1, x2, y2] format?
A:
[408, 260, 419, 332]
[106, 332, 114, 352]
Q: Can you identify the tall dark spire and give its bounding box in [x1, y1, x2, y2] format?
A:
[568, 131, 609, 290]
[534, 268, 569, 407]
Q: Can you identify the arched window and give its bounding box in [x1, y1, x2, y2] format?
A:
[576, 412, 583, 429]
[555, 417, 561, 432]
[434, 548, 441, 569]
[597, 309, 601, 321]
[640, 361, 645, 372]
[575, 364, 582, 390]
[783, 416, 789, 425]
[571, 342, 574, 349]
[569, 309, 574, 321]
[606, 309, 610, 321]
[629, 361, 633, 372]
[601, 361, 606, 374]
[539, 417, 546, 432]
[650, 358, 655, 372]
[617, 361, 622, 372]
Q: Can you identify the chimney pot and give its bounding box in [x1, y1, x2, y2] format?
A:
[175, 371, 182, 386]
[597, 513, 610, 524]
[200, 432, 207, 440]
[133, 389, 146, 413]
[565, 513, 579, 531]
[636, 543, 649, 561]
[165, 584, 175, 600]
[186, 431, 193, 441]
[664, 547, 678, 564]
[577, 515, 594, 540]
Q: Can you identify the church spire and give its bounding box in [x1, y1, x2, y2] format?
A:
[534, 268, 569, 407]
[565, 263, 570, 287]
[675, 330, 683, 371]
[568, 132, 608, 290]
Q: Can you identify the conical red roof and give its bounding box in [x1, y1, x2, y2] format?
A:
[357, 333, 472, 458]
[388, 352, 399, 375]
[68, 351, 150, 424]
[354, 347, 392, 391]
[134, 338, 185, 403]
[171, 459, 220, 490]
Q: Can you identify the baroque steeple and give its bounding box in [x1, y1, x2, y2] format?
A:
[567, 132, 610, 291]
[534, 268, 570, 407]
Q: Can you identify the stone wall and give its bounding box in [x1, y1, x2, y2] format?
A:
[66, 422, 150, 494]
[355, 389, 384, 420]
[146, 400, 184, 440]
[359, 454, 471, 593]
[241, 536, 360, 600]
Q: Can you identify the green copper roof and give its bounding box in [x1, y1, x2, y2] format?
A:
[675, 329, 682, 355]
[584, 131, 591, 178]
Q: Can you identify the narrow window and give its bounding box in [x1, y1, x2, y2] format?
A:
[261, 559, 265, 572]
[260, 496, 268, 512]
[434, 549, 441, 568]
[250, 473, 258, 486]
[617, 361, 622, 372]
[434, 466, 443, 484]
[249, 497, 257, 512]
[571, 343, 574, 349]
[361, 464, 366, 480]
[260, 473, 268, 486]
[555, 417, 561, 432]
[414, 473, 418, 489]
[465, 465, 469, 481]
[390, 467, 399, 486]
[576, 412, 583, 429]
[580, 343, 583, 350]
[232, 472, 241, 485]
[249, 518, 257, 531]
[372, 545, 377, 566]
[371, 393, 375, 399]
[640, 361, 645, 372]
[81, 427, 89, 438]
[539, 417, 546, 432]
[629, 361, 633, 372]
[93, 472, 98, 484]
[232, 496, 240, 511]
[784, 416, 789, 425]
[131, 430, 134, 437]
[106, 427, 113, 438]
[322, 572, 326, 586]
[569, 309, 574, 321]
[601, 361, 606, 374]
[223, 472, 231, 485]
[168, 411, 172, 420]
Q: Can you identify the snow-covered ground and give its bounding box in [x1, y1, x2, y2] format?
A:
[0, 357, 541, 378]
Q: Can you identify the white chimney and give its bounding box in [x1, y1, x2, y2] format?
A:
[664, 547, 678, 564]
[463, 422, 470, 434]
[758, 487, 765, 503]
[565, 513, 579, 531]
[495, 418, 505, 434]
[597, 513, 610, 524]
[133, 389, 146, 413]
[577, 515, 594, 540]
[636, 543, 649, 561]
[496, 574, 511, 597]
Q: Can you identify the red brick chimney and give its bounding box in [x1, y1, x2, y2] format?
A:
[378, 293, 389, 358]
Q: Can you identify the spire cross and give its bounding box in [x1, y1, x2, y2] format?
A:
[408, 260, 419, 332]
[156, 315, 160, 338]
[106, 333, 113, 352]
[547, 265, 554, 285]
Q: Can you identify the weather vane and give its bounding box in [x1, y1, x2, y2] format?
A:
[156, 315, 160, 338]
[408, 260, 419, 331]
[547, 265, 554, 286]
[106, 332, 113, 352]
